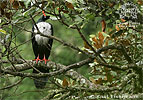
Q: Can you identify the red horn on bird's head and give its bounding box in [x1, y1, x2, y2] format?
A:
[42, 11, 46, 17]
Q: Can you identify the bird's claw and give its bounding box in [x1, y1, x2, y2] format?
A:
[33, 55, 41, 64]
[33, 55, 50, 64]
[42, 55, 50, 64]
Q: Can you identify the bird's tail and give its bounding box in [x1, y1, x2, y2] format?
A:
[33, 68, 49, 89]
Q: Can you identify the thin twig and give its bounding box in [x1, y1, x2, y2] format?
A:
[0, 78, 24, 90]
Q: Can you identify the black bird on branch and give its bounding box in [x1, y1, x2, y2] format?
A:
[31, 13, 53, 89]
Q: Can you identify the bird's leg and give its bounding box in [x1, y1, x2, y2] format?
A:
[42, 54, 50, 64]
[33, 55, 41, 64]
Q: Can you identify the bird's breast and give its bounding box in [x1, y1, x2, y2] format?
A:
[35, 34, 49, 45]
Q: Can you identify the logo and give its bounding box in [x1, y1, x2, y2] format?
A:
[119, 2, 138, 19]
[116, 2, 140, 28]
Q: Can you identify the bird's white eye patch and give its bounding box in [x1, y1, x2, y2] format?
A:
[34, 22, 52, 36]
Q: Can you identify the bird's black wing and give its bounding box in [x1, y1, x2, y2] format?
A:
[45, 23, 53, 59]
[31, 27, 39, 59]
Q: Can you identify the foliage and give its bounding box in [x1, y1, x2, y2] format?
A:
[0, 0, 143, 100]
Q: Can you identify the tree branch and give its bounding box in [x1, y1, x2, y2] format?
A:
[2, 58, 93, 78]
[96, 44, 120, 54]
[119, 44, 133, 64]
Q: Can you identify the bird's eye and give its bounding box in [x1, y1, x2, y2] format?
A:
[43, 27, 45, 29]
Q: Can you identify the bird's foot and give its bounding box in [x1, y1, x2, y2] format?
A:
[33, 55, 41, 64]
[42, 55, 50, 64]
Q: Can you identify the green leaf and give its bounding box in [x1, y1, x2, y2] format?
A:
[85, 13, 95, 20]
[102, 32, 110, 38]
[108, 29, 116, 35]
[75, 15, 83, 22]
[65, 0, 77, 3]
[25, 0, 31, 8]
[111, 71, 117, 76]
[111, 29, 127, 38]
[5, 34, 10, 41]
[0, 29, 6, 34]
[23, 7, 35, 16]
[106, 9, 113, 16]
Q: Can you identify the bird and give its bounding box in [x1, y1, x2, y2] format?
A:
[31, 14, 53, 89]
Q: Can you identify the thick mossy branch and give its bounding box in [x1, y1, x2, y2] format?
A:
[2, 58, 92, 78]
